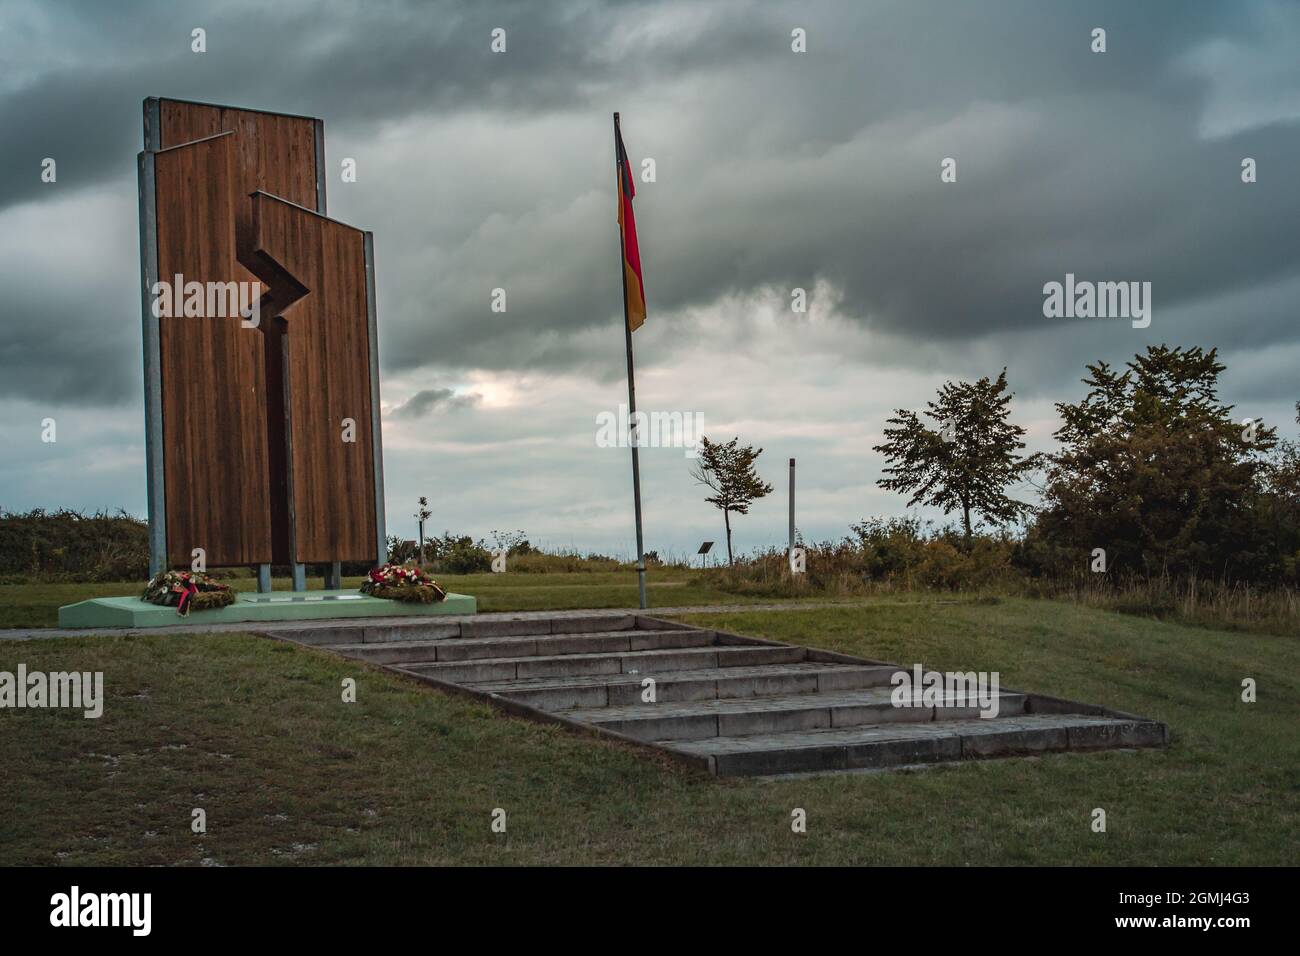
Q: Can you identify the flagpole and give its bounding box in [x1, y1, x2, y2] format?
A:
[614, 111, 648, 610]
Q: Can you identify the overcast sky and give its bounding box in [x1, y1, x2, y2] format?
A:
[2, 0, 1298, 560]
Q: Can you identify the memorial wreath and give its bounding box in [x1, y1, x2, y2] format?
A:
[361, 563, 447, 604]
[142, 570, 236, 616]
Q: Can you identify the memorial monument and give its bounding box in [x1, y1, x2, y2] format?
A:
[58, 97, 475, 627]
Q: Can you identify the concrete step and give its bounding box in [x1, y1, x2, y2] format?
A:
[468, 662, 899, 710]
[327, 629, 713, 666]
[559, 688, 1028, 741]
[398, 644, 807, 684]
[455, 615, 638, 639]
[663, 714, 1168, 776]
[271, 613, 640, 646]
[284, 612, 1167, 777]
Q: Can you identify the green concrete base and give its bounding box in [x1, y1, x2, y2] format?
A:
[57, 589, 477, 629]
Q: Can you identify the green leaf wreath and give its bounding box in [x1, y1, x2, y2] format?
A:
[142, 569, 236, 616]
[361, 563, 447, 604]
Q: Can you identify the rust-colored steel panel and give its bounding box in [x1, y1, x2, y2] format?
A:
[250, 194, 377, 563]
[152, 133, 274, 567]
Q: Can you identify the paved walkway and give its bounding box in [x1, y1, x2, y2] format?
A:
[0, 600, 884, 641]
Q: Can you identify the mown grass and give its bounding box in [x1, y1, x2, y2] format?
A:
[8, 565, 1300, 639]
[1, 596, 1295, 865]
[0, 568, 790, 629]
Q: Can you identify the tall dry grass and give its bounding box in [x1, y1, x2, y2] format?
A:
[702, 527, 1300, 636]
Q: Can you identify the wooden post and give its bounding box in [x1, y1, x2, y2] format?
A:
[788, 457, 796, 554]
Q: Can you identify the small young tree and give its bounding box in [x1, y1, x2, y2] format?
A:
[414, 496, 431, 564]
[873, 369, 1039, 542]
[690, 436, 774, 565]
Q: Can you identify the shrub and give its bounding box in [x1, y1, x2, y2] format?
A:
[0, 508, 149, 582]
[427, 532, 492, 574]
[505, 551, 627, 573]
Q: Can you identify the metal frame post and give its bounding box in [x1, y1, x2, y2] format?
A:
[364, 232, 387, 567]
[788, 457, 796, 553]
[137, 146, 166, 577]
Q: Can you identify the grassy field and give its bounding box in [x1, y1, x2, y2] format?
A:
[1, 594, 1296, 865]
[0, 568, 798, 629]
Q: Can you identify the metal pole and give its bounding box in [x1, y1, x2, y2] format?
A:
[788, 457, 796, 553]
[322, 122, 349, 600]
[279, 331, 306, 592]
[138, 144, 166, 578]
[614, 112, 647, 610]
[363, 232, 387, 568]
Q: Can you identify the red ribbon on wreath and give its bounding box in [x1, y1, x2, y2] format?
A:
[177, 582, 199, 617]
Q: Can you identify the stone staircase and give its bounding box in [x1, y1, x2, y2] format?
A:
[264, 613, 1167, 777]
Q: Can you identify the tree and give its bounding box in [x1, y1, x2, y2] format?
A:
[1036, 345, 1276, 580]
[414, 496, 431, 564]
[1254, 402, 1300, 584]
[690, 436, 774, 565]
[873, 369, 1039, 542]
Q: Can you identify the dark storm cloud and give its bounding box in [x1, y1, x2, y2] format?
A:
[0, 291, 137, 404]
[358, 0, 1300, 395]
[0, 185, 139, 405]
[0, 0, 782, 213]
[389, 387, 482, 418]
[2, 0, 1298, 411]
[0, 0, 787, 404]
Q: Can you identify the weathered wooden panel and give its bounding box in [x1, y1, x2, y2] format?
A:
[251, 193, 377, 562]
[145, 98, 382, 571]
[152, 133, 273, 566]
[158, 99, 320, 275]
[158, 99, 318, 208]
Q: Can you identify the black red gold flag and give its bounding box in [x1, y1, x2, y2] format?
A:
[615, 119, 646, 331]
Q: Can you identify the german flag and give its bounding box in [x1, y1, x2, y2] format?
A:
[615, 115, 646, 332]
